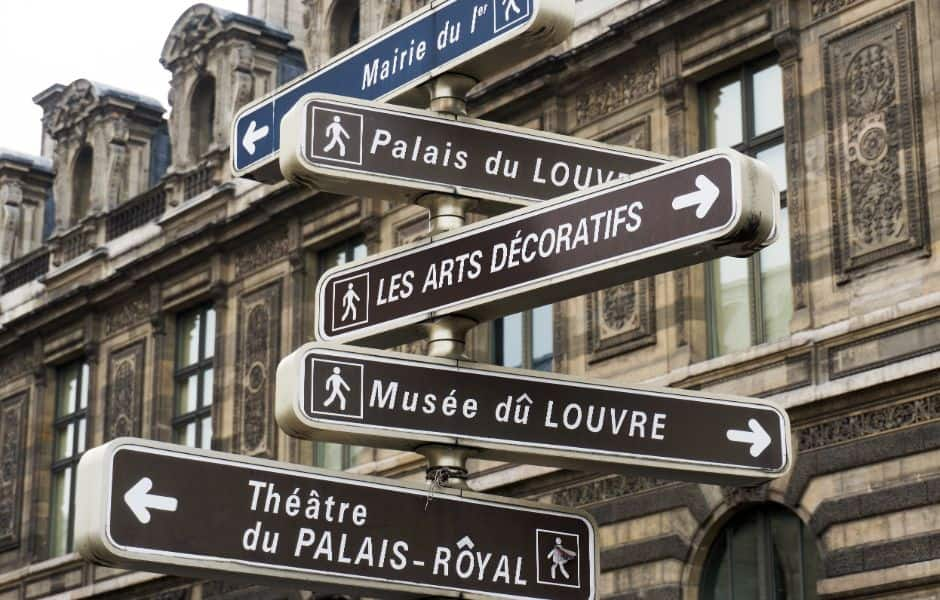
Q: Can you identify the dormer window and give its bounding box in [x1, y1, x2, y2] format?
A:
[71, 145, 93, 222]
[189, 75, 215, 160]
[330, 1, 360, 55]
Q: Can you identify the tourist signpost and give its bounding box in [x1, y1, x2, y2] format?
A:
[232, 0, 575, 182]
[315, 148, 779, 347]
[276, 343, 792, 485]
[279, 93, 669, 212]
[76, 438, 598, 600]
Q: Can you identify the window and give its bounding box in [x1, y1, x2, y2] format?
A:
[174, 305, 215, 449]
[330, 1, 360, 55]
[315, 237, 368, 469]
[189, 76, 216, 159]
[50, 361, 89, 556]
[71, 145, 93, 222]
[493, 305, 553, 371]
[701, 505, 819, 600]
[701, 58, 791, 357]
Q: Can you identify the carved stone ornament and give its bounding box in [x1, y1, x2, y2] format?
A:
[161, 5, 223, 71]
[234, 229, 289, 278]
[104, 294, 151, 336]
[574, 58, 659, 126]
[812, 0, 863, 20]
[551, 475, 668, 507]
[0, 353, 33, 384]
[586, 278, 656, 362]
[823, 5, 929, 280]
[236, 283, 281, 457]
[0, 393, 27, 550]
[50, 79, 97, 135]
[106, 343, 145, 439]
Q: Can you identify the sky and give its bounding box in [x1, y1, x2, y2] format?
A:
[0, 0, 249, 157]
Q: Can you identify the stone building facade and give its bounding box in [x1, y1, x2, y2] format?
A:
[0, 0, 938, 598]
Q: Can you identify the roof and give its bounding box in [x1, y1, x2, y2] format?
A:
[0, 148, 54, 174]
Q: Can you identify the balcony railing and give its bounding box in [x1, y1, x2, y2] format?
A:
[0, 248, 50, 294]
[183, 164, 213, 200]
[106, 183, 167, 240]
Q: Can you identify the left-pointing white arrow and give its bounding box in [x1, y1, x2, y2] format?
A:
[726, 418, 772, 458]
[124, 477, 178, 524]
[241, 120, 269, 156]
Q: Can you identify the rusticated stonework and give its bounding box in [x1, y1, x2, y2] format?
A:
[235, 282, 281, 457]
[104, 293, 151, 336]
[823, 5, 929, 280]
[812, 0, 863, 20]
[586, 278, 656, 362]
[233, 229, 289, 278]
[796, 393, 940, 452]
[574, 58, 658, 126]
[551, 475, 668, 507]
[106, 342, 145, 439]
[0, 393, 27, 550]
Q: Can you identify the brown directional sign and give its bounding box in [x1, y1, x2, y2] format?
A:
[276, 343, 792, 485]
[315, 148, 778, 347]
[77, 438, 598, 600]
[279, 93, 669, 213]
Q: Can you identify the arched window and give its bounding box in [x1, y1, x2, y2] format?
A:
[189, 75, 215, 159]
[701, 505, 819, 600]
[72, 145, 93, 222]
[330, 1, 360, 55]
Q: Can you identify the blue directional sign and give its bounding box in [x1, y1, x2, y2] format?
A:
[231, 0, 574, 182]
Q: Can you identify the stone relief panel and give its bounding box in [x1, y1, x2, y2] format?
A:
[0, 392, 27, 550]
[104, 293, 151, 337]
[823, 5, 929, 280]
[235, 282, 281, 457]
[0, 352, 32, 386]
[586, 119, 656, 362]
[573, 57, 659, 127]
[106, 342, 145, 439]
[234, 229, 289, 279]
[812, 0, 863, 20]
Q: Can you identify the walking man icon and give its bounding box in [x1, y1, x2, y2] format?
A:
[341, 282, 360, 322]
[323, 115, 350, 157]
[323, 366, 351, 410]
[501, 0, 521, 20]
[547, 537, 577, 580]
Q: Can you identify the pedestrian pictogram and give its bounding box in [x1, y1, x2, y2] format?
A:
[548, 537, 577, 580]
[309, 358, 364, 419]
[311, 107, 363, 165]
[323, 116, 350, 157]
[324, 366, 350, 410]
[341, 282, 360, 322]
[330, 273, 369, 331]
[537, 530, 582, 589]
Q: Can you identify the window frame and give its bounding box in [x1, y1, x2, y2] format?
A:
[492, 305, 554, 372]
[172, 304, 215, 449]
[50, 360, 90, 556]
[700, 55, 789, 357]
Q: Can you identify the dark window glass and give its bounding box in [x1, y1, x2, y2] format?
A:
[189, 76, 216, 159]
[701, 57, 791, 357]
[701, 505, 819, 600]
[174, 305, 215, 449]
[149, 124, 171, 186]
[51, 361, 89, 556]
[71, 145, 93, 222]
[494, 305, 553, 372]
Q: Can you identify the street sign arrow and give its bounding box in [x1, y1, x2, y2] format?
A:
[124, 477, 178, 524]
[315, 148, 778, 347]
[726, 419, 773, 458]
[672, 174, 720, 219]
[232, 0, 574, 182]
[279, 93, 669, 213]
[77, 438, 598, 600]
[276, 343, 792, 485]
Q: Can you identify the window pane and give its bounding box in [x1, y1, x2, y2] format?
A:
[711, 257, 752, 356]
[50, 468, 72, 556]
[352, 242, 367, 261]
[348, 445, 371, 468]
[200, 417, 212, 450]
[76, 417, 87, 454]
[497, 313, 524, 368]
[202, 368, 214, 406]
[760, 207, 793, 343]
[704, 78, 743, 148]
[175, 421, 197, 447]
[753, 64, 784, 136]
[57, 363, 79, 416]
[55, 423, 74, 461]
[770, 509, 804, 600]
[730, 512, 761, 600]
[756, 143, 788, 194]
[79, 363, 90, 409]
[315, 442, 346, 470]
[204, 307, 216, 359]
[178, 311, 201, 367]
[531, 305, 553, 371]
[176, 374, 199, 415]
[701, 533, 732, 600]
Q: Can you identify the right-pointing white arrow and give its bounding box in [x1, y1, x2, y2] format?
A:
[241, 120, 270, 156]
[124, 477, 178, 524]
[671, 174, 720, 219]
[726, 418, 772, 458]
